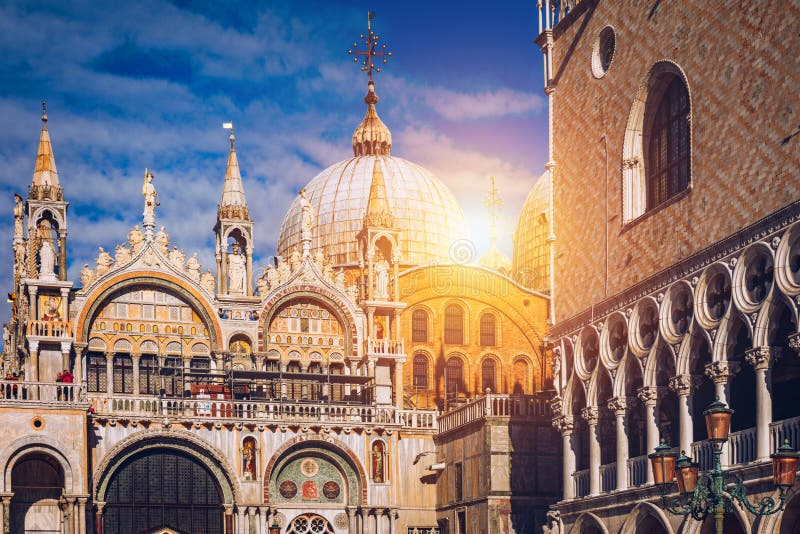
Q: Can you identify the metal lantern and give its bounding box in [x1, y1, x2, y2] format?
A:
[649, 439, 677, 486]
[674, 451, 699, 495]
[703, 398, 733, 443]
[269, 522, 281, 534]
[771, 438, 800, 488]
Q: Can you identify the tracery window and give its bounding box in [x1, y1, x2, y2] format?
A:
[287, 514, 334, 534]
[162, 357, 183, 397]
[113, 355, 133, 394]
[646, 76, 690, 210]
[413, 353, 429, 389]
[479, 313, 496, 346]
[412, 309, 429, 342]
[139, 355, 158, 395]
[445, 357, 464, 399]
[444, 305, 464, 344]
[87, 353, 107, 392]
[481, 359, 496, 393]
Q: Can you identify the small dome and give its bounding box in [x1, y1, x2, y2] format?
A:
[352, 81, 392, 156]
[513, 172, 551, 292]
[479, 246, 512, 273]
[277, 155, 466, 266]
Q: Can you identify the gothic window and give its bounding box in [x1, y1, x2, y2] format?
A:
[162, 357, 183, 397]
[412, 309, 429, 342]
[287, 514, 334, 534]
[445, 357, 464, 399]
[512, 359, 529, 395]
[113, 355, 133, 393]
[444, 305, 464, 344]
[646, 76, 690, 210]
[139, 355, 158, 395]
[481, 359, 496, 393]
[413, 353, 429, 389]
[479, 313, 496, 346]
[329, 363, 344, 402]
[87, 353, 107, 392]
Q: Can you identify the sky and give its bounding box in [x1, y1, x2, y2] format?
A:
[0, 0, 549, 319]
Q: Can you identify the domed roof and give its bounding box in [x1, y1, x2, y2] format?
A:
[513, 172, 551, 292]
[277, 82, 466, 266]
[277, 155, 466, 266]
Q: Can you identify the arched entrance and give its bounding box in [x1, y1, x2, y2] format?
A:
[287, 513, 334, 534]
[10, 452, 65, 533]
[102, 449, 224, 534]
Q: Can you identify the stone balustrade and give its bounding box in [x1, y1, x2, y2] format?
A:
[627, 455, 648, 488]
[0, 380, 84, 404]
[573, 469, 590, 498]
[599, 462, 616, 493]
[365, 337, 404, 356]
[27, 319, 72, 338]
[437, 393, 551, 434]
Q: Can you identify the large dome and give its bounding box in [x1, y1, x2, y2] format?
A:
[277, 155, 466, 266]
[513, 172, 551, 293]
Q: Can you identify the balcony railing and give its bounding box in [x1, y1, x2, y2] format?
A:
[600, 462, 616, 493]
[27, 320, 72, 338]
[87, 393, 439, 431]
[438, 394, 551, 434]
[627, 455, 648, 487]
[573, 468, 589, 498]
[0, 380, 84, 404]
[366, 337, 404, 356]
[771, 416, 800, 455]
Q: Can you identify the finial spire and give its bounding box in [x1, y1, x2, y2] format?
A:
[218, 122, 250, 220]
[31, 101, 60, 193]
[348, 12, 392, 83]
[364, 159, 393, 228]
[41, 101, 47, 123]
[485, 176, 504, 249]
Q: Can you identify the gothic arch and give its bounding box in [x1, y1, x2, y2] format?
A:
[29, 206, 66, 231]
[619, 501, 673, 534]
[93, 429, 241, 504]
[570, 512, 609, 534]
[752, 290, 797, 348]
[1, 435, 80, 493]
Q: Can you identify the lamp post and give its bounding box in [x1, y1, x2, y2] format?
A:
[649, 398, 799, 534]
[268, 521, 281, 534]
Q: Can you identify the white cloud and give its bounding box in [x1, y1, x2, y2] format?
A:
[423, 86, 545, 121]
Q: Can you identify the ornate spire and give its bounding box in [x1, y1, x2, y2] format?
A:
[218, 122, 250, 220]
[364, 159, 393, 228]
[479, 176, 511, 272]
[31, 101, 61, 195]
[348, 12, 393, 157]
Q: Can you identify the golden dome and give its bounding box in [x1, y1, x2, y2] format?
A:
[513, 172, 551, 292]
[277, 155, 466, 266]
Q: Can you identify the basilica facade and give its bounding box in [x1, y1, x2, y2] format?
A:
[0, 47, 557, 533]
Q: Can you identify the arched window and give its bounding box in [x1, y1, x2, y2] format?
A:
[512, 359, 529, 395]
[646, 76, 690, 210]
[481, 359, 496, 393]
[87, 354, 107, 392]
[444, 305, 464, 344]
[139, 355, 158, 395]
[412, 309, 428, 342]
[445, 357, 464, 399]
[113, 355, 133, 393]
[413, 353, 429, 389]
[479, 313, 496, 346]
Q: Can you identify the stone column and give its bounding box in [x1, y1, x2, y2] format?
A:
[705, 361, 736, 466]
[58, 231, 68, 280]
[1, 492, 14, 534]
[553, 416, 575, 500]
[61, 342, 71, 377]
[746, 347, 775, 460]
[581, 406, 600, 495]
[28, 339, 40, 382]
[367, 252, 375, 301]
[223, 504, 234, 534]
[60, 287, 70, 325]
[246, 246, 254, 296]
[77, 497, 88, 534]
[257, 506, 267, 534]
[236, 508, 246, 534]
[669, 374, 696, 454]
[28, 285, 38, 322]
[347, 506, 357, 534]
[131, 353, 141, 395]
[220, 250, 229, 294]
[373, 508, 380, 534]
[366, 308, 375, 340]
[392, 309, 401, 341]
[637, 386, 660, 484]
[388, 508, 396, 534]
[72, 343, 86, 384]
[395, 359, 405, 409]
[357, 507, 365, 534]
[105, 351, 114, 397]
[607, 397, 630, 490]
[94, 502, 105, 534]
[367, 359, 376, 378]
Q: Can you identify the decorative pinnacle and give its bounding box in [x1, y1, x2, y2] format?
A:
[41, 101, 47, 123]
[223, 121, 235, 148]
[347, 11, 392, 83]
[485, 176, 504, 244]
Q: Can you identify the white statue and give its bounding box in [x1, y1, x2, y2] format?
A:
[96, 247, 113, 275]
[276, 256, 290, 284]
[142, 171, 159, 220]
[228, 243, 247, 294]
[299, 189, 313, 235]
[2, 323, 10, 351]
[155, 226, 169, 254]
[128, 225, 144, 254]
[115, 244, 131, 265]
[266, 265, 278, 289]
[38, 238, 57, 280]
[13, 194, 24, 239]
[200, 270, 216, 294]
[186, 253, 201, 282]
[289, 249, 301, 272]
[374, 252, 390, 299]
[168, 246, 185, 269]
[80, 264, 95, 287]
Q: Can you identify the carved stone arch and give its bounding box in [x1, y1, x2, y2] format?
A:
[93, 429, 242, 504]
[134, 336, 160, 354]
[227, 330, 254, 350]
[260, 287, 360, 356]
[619, 501, 674, 534]
[616, 351, 644, 399]
[262, 436, 367, 506]
[752, 290, 797, 348]
[574, 325, 600, 381]
[676, 324, 711, 376]
[1, 435, 80, 493]
[222, 225, 252, 245]
[369, 231, 398, 254]
[563, 373, 588, 416]
[712, 309, 753, 364]
[570, 511, 609, 534]
[29, 206, 66, 231]
[621, 60, 692, 223]
[644, 340, 675, 388]
[75, 273, 223, 350]
[586, 364, 613, 409]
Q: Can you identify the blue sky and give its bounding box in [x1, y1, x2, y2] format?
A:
[0, 0, 548, 312]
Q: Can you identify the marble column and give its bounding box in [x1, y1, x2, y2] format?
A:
[554, 416, 575, 500]
[131, 353, 141, 396]
[395, 359, 405, 409]
[581, 406, 600, 495]
[257, 506, 268, 534]
[746, 347, 775, 460]
[77, 497, 88, 534]
[1, 492, 14, 534]
[58, 232, 68, 281]
[223, 504, 234, 534]
[94, 502, 105, 534]
[607, 397, 629, 490]
[669, 374, 696, 454]
[705, 361, 736, 466]
[236, 508, 246, 534]
[29, 339, 39, 382]
[72, 343, 86, 384]
[637, 386, 660, 484]
[347, 506, 357, 534]
[105, 351, 114, 397]
[60, 287, 70, 324]
[373, 508, 380, 534]
[388, 508, 396, 534]
[246, 246, 254, 296]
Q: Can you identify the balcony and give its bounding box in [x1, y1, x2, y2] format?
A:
[27, 319, 72, 339]
[365, 337, 404, 357]
[0, 380, 85, 406]
[437, 393, 551, 434]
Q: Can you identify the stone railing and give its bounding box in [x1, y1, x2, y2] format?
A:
[627, 455, 648, 487]
[366, 337, 404, 356]
[600, 462, 616, 493]
[27, 319, 72, 338]
[87, 394, 439, 431]
[573, 468, 590, 498]
[407, 528, 440, 534]
[0, 380, 84, 404]
[771, 416, 800, 454]
[728, 426, 757, 465]
[438, 394, 550, 434]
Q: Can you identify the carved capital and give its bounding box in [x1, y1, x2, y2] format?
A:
[552, 415, 574, 434]
[745, 346, 776, 371]
[607, 396, 628, 415]
[637, 386, 659, 406]
[668, 374, 695, 396]
[550, 394, 564, 417]
[704, 361, 736, 383]
[789, 333, 800, 355]
[581, 406, 599, 424]
[622, 157, 639, 170]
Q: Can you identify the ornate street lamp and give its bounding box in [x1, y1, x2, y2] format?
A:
[268, 521, 281, 534]
[650, 398, 799, 534]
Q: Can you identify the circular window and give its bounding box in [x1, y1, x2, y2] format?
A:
[31, 417, 45, 430]
[592, 26, 616, 78]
